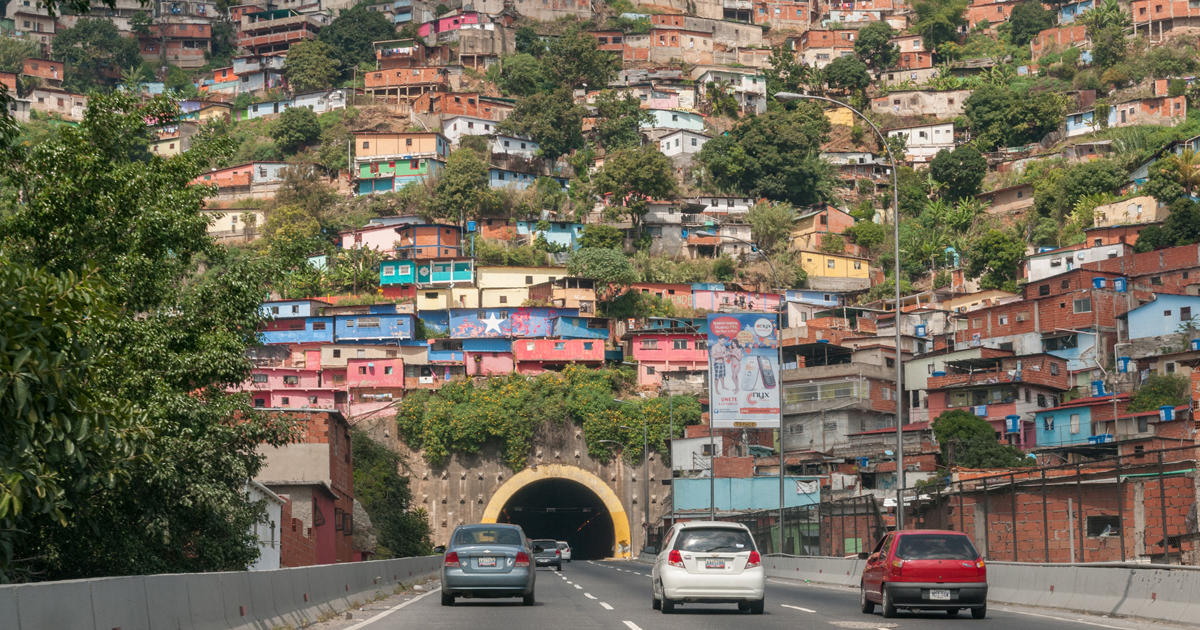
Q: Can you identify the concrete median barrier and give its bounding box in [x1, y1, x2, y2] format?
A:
[0, 555, 440, 630]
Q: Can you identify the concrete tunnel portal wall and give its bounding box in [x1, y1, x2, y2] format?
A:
[482, 464, 631, 559]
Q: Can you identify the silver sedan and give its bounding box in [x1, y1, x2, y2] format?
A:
[437, 524, 540, 606]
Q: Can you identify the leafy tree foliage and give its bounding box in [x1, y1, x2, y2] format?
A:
[1141, 159, 1186, 205]
[319, 3, 398, 73]
[543, 27, 619, 89]
[497, 87, 585, 160]
[0, 91, 300, 579]
[594, 145, 678, 230]
[53, 18, 141, 92]
[1033, 159, 1124, 225]
[594, 89, 654, 151]
[854, 21, 900, 70]
[824, 56, 871, 94]
[763, 46, 811, 100]
[695, 102, 833, 206]
[0, 35, 41, 74]
[164, 65, 199, 97]
[567, 247, 639, 295]
[886, 166, 930, 217]
[930, 145, 987, 200]
[1128, 374, 1191, 412]
[515, 26, 542, 56]
[351, 430, 433, 558]
[844, 220, 888, 249]
[492, 53, 550, 97]
[746, 201, 795, 254]
[963, 83, 1069, 151]
[285, 39, 339, 94]
[578, 224, 626, 250]
[913, 0, 969, 56]
[1133, 198, 1200, 251]
[429, 147, 492, 222]
[965, 229, 1025, 292]
[1009, 1, 1055, 46]
[270, 105, 321, 154]
[933, 410, 1034, 468]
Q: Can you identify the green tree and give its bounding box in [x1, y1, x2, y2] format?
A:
[270, 105, 321, 154]
[1141, 158, 1186, 205]
[0, 36, 41, 74]
[593, 145, 678, 231]
[351, 430, 432, 558]
[264, 204, 321, 247]
[819, 233, 846, 254]
[493, 53, 550, 97]
[930, 145, 987, 200]
[1, 90, 299, 579]
[854, 21, 900, 71]
[578, 224, 626, 249]
[53, 18, 141, 92]
[1133, 223, 1167, 253]
[886, 166, 930, 217]
[594, 89, 654, 151]
[1035, 159, 1124, 225]
[164, 65, 198, 97]
[273, 165, 339, 220]
[695, 102, 834, 206]
[1009, 1, 1055, 46]
[429, 147, 491, 222]
[319, 4, 397, 73]
[1158, 198, 1200, 247]
[746, 201, 796, 254]
[497, 87, 586, 160]
[1090, 25, 1127, 70]
[824, 56, 871, 94]
[965, 229, 1025, 291]
[844, 220, 888, 249]
[543, 26, 619, 89]
[567, 247, 638, 295]
[515, 26, 542, 56]
[932, 410, 1034, 468]
[964, 83, 1069, 151]
[1128, 374, 1190, 412]
[913, 0, 969, 55]
[285, 39, 339, 94]
[1158, 148, 1200, 196]
[763, 45, 810, 100]
[130, 9, 152, 36]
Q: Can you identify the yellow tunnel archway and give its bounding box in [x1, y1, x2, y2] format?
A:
[481, 464, 632, 559]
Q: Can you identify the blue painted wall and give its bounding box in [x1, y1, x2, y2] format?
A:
[381, 259, 473, 286]
[674, 477, 821, 511]
[260, 300, 325, 319]
[259, 317, 334, 345]
[1124, 294, 1200, 340]
[447, 307, 576, 338]
[1034, 406, 1093, 448]
[516, 221, 586, 250]
[334, 313, 413, 342]
[786, 290, 840, 307]
[554, 317, 610, 339]
[463, 338, 513, 352]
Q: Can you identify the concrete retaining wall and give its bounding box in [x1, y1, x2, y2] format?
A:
[761, 556, 1200, 626]
[1, 555, 441, 630]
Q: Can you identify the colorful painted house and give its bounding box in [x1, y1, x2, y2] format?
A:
[1033, 393, 1130, 453]
[513, 338, 605, 373]
[626, 319, 711, 387]
[464, 338, 514, 376]
[259, 317, 335, 345]
[235, 366, 341, 411]
[692, 287, 783, 313]
[446, 307, 575, 339]
[354, 131, 450, 195]
[333, 313, 414, 344]
[342, 223, 462, 257]
[553, 316, 610, 340]
[516, 221, 586, 250]
[488, 168, 568, 191]
[380, 258, 474, 286]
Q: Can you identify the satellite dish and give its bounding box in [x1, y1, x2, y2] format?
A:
[884, 450, 894, 457]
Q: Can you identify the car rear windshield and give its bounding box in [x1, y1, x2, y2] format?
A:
[454, 528, 523, 546]
[557, 542, 569, 549]
[532, 539, 556, 548]
[673, 527, 755, 553]
[894, 534, 978, 560]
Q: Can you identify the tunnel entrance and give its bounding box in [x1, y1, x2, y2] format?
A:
[496, 478, 616, 560]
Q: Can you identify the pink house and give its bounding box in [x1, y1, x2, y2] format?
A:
[466, 350, 515, 376]
[628, 331, 708, 387]
[346, 357, 404, 388]
[417, 11, 479, 37]
[692, 289, 782, 313]
[232, 366, 343, 411]
[338, 223, 402, 251]
[513, 339, 604, 374]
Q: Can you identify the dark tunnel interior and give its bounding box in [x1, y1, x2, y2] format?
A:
[496, 478, 615, 560]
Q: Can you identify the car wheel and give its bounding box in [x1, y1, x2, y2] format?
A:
[662, 598, 675, 614]
[441, 592, 454, 607]
[652, 593, 661, 610]
[738, 602, 750, 611]
[523, 591, 535, 606]
[860, 585, 875, 614]
[881, 585, 897, 618]
[947, 608, 959, 616]
[749, 598, 765, 615]
[971, 603, 987, 619]
[555, 563, 562, 571]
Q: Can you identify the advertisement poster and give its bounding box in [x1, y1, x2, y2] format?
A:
[707, 313, 781, 428]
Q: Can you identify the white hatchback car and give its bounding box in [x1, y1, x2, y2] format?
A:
[651, 521, 765, 614]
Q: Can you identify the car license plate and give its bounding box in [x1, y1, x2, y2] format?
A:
[930, 589, 951, 601]
[478, 557, 497, 567]
[705, 559, 725, 569]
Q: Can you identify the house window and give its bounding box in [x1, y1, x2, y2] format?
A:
[673, 339, 688, 350]
[1050, 362, 1059, 375]
[254, 398, 265, 407]
[1152, 276, 1164, 285]
[253, 374, 269, 383]
[554, 342, 564, 350]
[525, 276, 534, 284]
[999, 314, 1008, 325]
[312, 322, 326, 331]
[1070, 413, 1081, 434]
[1138, 416, 1150, 432]
[283, 375, 299, 384]
[826, 260, 835, 269]
[1073, 298, 1092, 314]
[1182, 307, 1192, 321]
[383, 266, 395, 277]
[1062, 280, 1071, 290]
[1039, 284, 1050, 296]
[646, 366, 656, 375]
[641, 339, 659, 350]
[358, 366, 367, 374]
[357, 317, 381, 328]
[696, 340, 708, 350]
[1165, 310, 1173, 317]
[499, 295, 508, 304]
[362, 141, 369, 149]
[854, 261, 862, 269]
[1037, 394, 1047, 407]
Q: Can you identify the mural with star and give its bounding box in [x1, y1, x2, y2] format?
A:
[447, 307, 577, 338]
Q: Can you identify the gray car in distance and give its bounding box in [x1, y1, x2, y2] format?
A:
[437, 524, 541, 606]
[531, 538, 562, 571]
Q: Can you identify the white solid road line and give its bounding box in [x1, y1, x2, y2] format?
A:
[585, 593, 597, 599]
[781, 604, 816, 613]
[343, 586, 440, 630]
[1000, 608, 1131, 629]
[600, 602, 614, 610]
[622, 621, 643, 630]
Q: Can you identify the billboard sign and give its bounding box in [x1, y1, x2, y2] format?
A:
[707, 313, 780, 428]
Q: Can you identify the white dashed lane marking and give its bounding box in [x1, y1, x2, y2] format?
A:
[574, 584, 582, 590]
[622, 622, 642, 630]
[600, 602, 614, 610]
[781, 604, 816, 612]
[585, 593, 597, 599]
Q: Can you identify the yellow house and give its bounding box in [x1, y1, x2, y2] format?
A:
[355, 131, 450, 160]
[195, 103, 232, 123]
[416, 286, 479, 311]
[476, 266, 568, 289]
[797, 251, 870, 278]
[481, 287, 530, 307]
[1093, 195, 1168, 227]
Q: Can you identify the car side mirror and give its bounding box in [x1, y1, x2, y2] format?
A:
[642, 546, 657, 555]
[533, 545, 544, 553]
[434, 545, 446, 554]
[858, 552, 869, 560]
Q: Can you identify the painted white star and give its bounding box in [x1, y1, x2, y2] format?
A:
[481, 314, 506, 333]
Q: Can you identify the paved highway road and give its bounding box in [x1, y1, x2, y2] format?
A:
[324, 560, 1183, 630]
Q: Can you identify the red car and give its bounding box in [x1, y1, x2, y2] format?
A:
[859, 530, 988, 619]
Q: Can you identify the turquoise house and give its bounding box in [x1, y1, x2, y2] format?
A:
[380, 258, 474, 286]
[1034, 393, 1130, 449]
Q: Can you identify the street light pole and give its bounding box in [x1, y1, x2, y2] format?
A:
[693, 231, 786, 551]
[614, 399, 651, 552]
[774, 92, 905, 530]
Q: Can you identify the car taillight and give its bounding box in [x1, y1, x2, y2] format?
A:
[444, 552, 460, 567]
[515, 552, 530, 567]
[745, 551, 761, 569]
[556, 549, 561, 556]
[976, 559, 985, 569]
[892, 558, 903, 576]
[668, 550, 685, 568]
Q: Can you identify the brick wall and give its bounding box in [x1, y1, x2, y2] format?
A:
[279, 496, 317, 567]
[714, 456, 755, 478]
